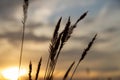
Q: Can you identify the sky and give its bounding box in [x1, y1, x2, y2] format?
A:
[0, 0, 120, 79]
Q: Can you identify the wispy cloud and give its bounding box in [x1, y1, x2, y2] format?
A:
[0, 0, 120, 78]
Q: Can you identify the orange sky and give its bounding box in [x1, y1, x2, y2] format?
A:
[0, 0, 120, 79]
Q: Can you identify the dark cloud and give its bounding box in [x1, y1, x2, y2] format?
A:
[0, 31, 50, 43]
[103, 27, 120, 34]
[59, 48, 120, 72]
[72, 34, 111, 44]
[0, 0, 49, 43]
[0, 0, 21, 21]
[99, 65, 120, 72]
[72, 35, 94, 42]
[103, 0, 120, 15]
[84, 17, 96, 24]
[0, 0, 20, 11]
[0, 0, 35, 22]
[88, 66, 120, 72]
[26, 22, 44, 30]
[109, 0, 120, 8]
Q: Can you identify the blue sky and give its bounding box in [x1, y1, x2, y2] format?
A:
[0, 0, 120, 79]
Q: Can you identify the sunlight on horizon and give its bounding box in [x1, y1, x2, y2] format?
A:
[1, 67, 27, 80]
[0, 0, 120, 79]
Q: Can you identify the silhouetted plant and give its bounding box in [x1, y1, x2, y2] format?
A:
[19, 0, 29, 76]
[70, 34, 97, 80]
[35, 57, 42, 80]
[29, 61, 32, 80]
[63, 61, 75, 80]
[44, 11, 88, 80]
[19, 0, 97, 80]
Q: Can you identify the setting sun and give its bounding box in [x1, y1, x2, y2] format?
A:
[1, 67, 27, 80]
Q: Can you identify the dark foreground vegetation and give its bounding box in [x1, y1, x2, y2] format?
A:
[18, 0, 97, 80]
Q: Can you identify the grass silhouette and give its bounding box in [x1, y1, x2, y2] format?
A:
[19, 0, 29, 77]
[19, 0, 97, 80]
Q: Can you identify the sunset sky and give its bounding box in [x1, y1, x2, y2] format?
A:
[0, 0, 120, 79]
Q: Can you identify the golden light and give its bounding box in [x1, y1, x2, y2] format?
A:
[1, 67, 27, 80]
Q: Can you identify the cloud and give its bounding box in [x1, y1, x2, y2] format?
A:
[0, 0, 22, 21]
[57, 47, 120, 72]
[108, 0, 120, 9]
[0, 0, 120, 77]
[0, 31, 50, 44]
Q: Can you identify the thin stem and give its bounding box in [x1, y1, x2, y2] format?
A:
[18, 0, 29, 79]
[70, 34, 97, 80]
[18, 20, 26, 78]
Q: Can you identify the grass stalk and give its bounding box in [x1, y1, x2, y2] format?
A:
[44, 17, 62, 80]
[70, 34, 97, 80]
[29, 61, 32, 80]
[63, 61, 75, 80]
[35, 57, 42, 80]
[44, 12, 88, 80]
[18, 0, 29, 76]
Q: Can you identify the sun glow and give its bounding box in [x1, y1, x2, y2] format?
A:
[1, 67, 27, 80]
